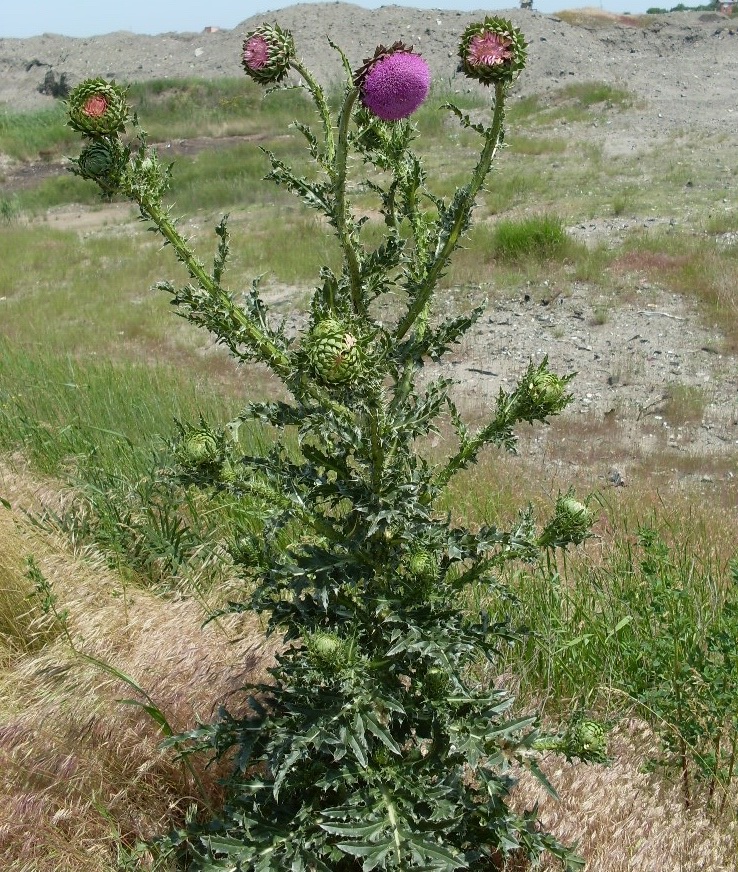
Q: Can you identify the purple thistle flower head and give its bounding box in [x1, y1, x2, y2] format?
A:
[241, 23, 295, 85]
[458, 17, 527, 86]
[243, 34, 270, 70]
[354, 43, 431, 122]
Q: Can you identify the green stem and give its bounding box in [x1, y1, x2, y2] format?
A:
[140, 198, 292, 380]
[394, 81, 507, 343]
[290, 59, 335, 167]
[334, 87, 365, 316]
[368, 389, 386, 491]
[380, 783, 404, 867]
[434, 390, 517, 491]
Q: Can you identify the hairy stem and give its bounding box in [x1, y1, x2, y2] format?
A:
[140, 198, 292, 379]
[334, 87, 365, 316]
[395, 80, 507, 342]
[291, 59, 336, 167]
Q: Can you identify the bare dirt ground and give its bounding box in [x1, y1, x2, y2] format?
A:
[2, 4, 737, 495]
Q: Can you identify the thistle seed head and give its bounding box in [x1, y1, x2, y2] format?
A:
[354, 43, 431, 122]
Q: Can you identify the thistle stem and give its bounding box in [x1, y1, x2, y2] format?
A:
[334, 87, 365, 316]
[140, 198, 293, 379]
[290, 59, 335, 167]
[394, 80, 507, 342]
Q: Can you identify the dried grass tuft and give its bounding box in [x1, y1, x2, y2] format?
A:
[0, 463, 277, 871]
[513, 719, 738, 871]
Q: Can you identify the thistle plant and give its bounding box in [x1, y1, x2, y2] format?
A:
[67, 17, 599, 870]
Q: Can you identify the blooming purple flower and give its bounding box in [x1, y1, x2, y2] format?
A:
[355, 45, 431, 122]
[467, 32, 514, 69]
[243, 34, 270, 71]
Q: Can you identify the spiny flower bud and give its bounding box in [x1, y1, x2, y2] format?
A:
[177, 427, 220, 469]
[77, 142, 114, 177]
[306, 632, 353, 674]
[539, 491, 594, 549]
[67, 79, 130, 136]
[514, 360, 572, 422]
[528, 371, 569, 417]
[307, 318, 362, 385]
[422, 667, 450, 699]
[353, 42, 431, 122]
[407, 549, 439, 583]
[564, 719, 608, 763]
[241, 24, 295, 85]
[74, 140, 128, 194]
[533, 719, 607, 763]
[458, 17, 527, 86]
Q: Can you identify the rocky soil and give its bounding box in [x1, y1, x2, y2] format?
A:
[1, 4, 737, 491]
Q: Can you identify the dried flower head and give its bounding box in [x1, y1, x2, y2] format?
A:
[354, 42, 431, 122]
[241, 23, 295, 85]
[459, 17, 527, 85]
[67, 79, 130, 136]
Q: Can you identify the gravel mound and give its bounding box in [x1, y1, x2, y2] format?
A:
[1, 3, 736, 140]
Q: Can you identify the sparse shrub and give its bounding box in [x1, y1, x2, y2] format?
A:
[38, 69, 71, 99]
[67, 17, 600, 871]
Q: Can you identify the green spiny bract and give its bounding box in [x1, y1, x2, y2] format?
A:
[305, 317, 363, 384]
[68, 20, 589, 872]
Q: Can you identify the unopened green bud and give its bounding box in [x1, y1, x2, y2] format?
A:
[539, 491, 594, 549]
[407, 549, 439, 582]
[306, 632, 353, 673]
[423, 667, 449, 699]
[307, 318, 362, 385]
[177, 427, 220, 470]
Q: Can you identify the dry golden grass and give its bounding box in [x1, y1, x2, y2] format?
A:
[556, 8, 653, 29]
[0, 463, 278, 871]
[513, 719, 738, 871]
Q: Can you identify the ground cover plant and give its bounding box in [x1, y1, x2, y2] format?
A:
[59, 17, 613, 871]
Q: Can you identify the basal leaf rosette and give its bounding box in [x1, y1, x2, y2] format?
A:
[67, 78, 130, 136]
[241, 23, 295, 85]
[459, 17, 527, 86]
[353, 42, 431, 122]
[306, 318, 363, 385]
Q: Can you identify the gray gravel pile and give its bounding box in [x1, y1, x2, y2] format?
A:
[1, 3, 736, 140]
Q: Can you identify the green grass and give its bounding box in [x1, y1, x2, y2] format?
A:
[0, 104, 76, 160]
[485, 213, 578, 263]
